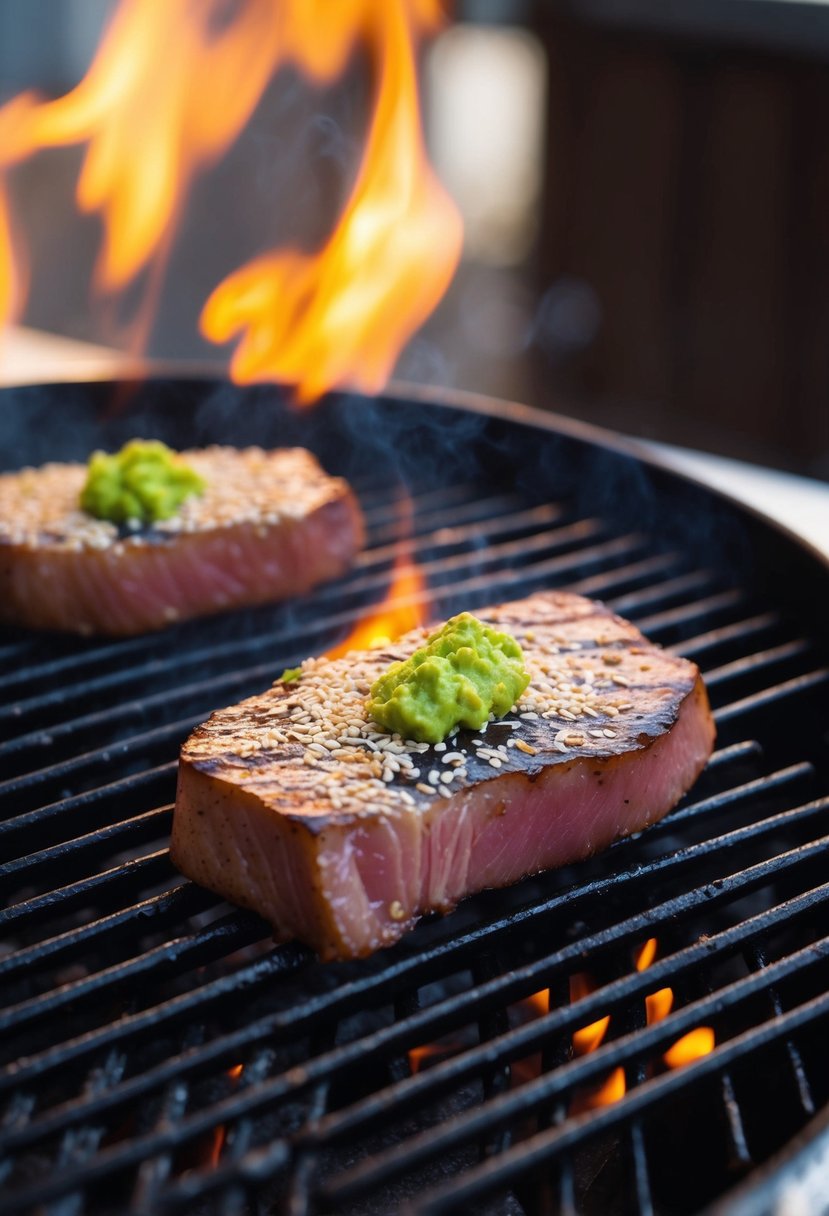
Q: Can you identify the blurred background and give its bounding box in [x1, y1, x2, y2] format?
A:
[2, 0, 829, 478]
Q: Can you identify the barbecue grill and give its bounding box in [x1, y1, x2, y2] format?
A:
[1, 376, 828, 1216]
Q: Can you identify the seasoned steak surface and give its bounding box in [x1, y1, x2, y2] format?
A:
[0, 446, 364, 634]
[172, 592, 715, 958]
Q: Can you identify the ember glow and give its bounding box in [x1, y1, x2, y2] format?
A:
[0, 0, 461, 397]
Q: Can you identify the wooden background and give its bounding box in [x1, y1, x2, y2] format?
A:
[531, 11, 829, 477]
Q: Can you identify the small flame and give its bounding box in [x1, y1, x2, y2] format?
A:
[207, 1063, 244, 1168]
[408, 1043, 452, 1074]
[645, 987, 674, 1025]
[325, 551, 426, 660]
[571, 1065, 627, 1114]
[635, 939, 714, 1064]
[200, 0, 463, 403]
[0, 0, 460, 390]
[663, 1027, 716, 1069]
[634, 938, 674, 1026]
[523, 989, 549, 1018]
[570, 972, 611, 1057]
[0, 184, 21, 336]
[634, 937, 658, 973]
[0, 0, 284, 302]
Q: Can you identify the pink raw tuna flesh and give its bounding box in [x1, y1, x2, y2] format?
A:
[171, 592, 715, 960]
[0, 446, 364, 635]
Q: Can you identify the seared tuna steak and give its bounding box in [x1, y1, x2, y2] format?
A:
[172, 592, 715, 959]
[0, 446, 364, 635]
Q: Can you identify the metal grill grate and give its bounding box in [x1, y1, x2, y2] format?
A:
[1, 379, 828, 1216]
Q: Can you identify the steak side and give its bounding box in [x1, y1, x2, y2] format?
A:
[0, 446, 364, 635]
[172, 592, 715, 959]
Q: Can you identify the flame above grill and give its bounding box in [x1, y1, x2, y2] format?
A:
[0, 0, 461, 399]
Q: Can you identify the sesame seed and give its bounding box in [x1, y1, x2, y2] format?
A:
[389, 900, 406, 921]
[416, 782, 435, 796]
[515, 739, 537, 755]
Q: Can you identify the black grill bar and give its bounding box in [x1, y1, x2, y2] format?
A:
[0, 850, 173, 932]
[3, 791, 826, 1182]
[305, 851, 829, 1142]
[0, 763, 176, 854]
[635, 589, 746, 637]
[28, 837, 829, 1216]
[714, 669, 829, 725]
[0, 882, 215, 985]
[399, 983, 829, 1216]
[0, 508, 580, 731]
[669, 612, 784, 659]
[1, 530, 667, 795]
[1, 804, 172, 888]
[0, 744, 811, 1089]
[662, 763, 813, 825]
[2, 386, 828, 1216]
[0, 910, 269, 1039]
[702, 639, 813, 687]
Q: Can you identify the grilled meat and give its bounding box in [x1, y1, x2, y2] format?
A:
[172, 592, 715, 959]
[0, 446, 364, 635]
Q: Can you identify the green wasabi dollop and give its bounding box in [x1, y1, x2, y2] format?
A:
[80, 439, 205, 526]
[368, 612, 530, 745]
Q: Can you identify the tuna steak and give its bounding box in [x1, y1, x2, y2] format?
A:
[0, 446, 364, 635]
[172, 592, 715, 959]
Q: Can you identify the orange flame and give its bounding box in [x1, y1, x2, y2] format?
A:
[408, 1043, 453, 1074]
[523, 989, 549, 1018]
[0, 0, 284, 303]
[325, 551, 426, 659]
[570, 972, 611, 1057]
[634, 938, 714, 1065]
[0, 0, 459, 388]
[663, 1027, 716, 1069]
[634, 937, 658, 972]
[0, 184, 20, 336]
[571, 1065, 627, 1114]
[207, 1063, 244, 1168]
[200, 0, 463, 403]
[634, 937, 674, 1026]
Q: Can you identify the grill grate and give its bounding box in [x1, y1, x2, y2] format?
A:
[1, 379, 828, 1216]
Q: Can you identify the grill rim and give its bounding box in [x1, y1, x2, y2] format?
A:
[1, 373, 828, 1216]
[1, 370, 827, 579]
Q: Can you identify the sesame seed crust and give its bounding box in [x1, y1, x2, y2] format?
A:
[181, 592, 701, 827]
[0, 446, 350, 551]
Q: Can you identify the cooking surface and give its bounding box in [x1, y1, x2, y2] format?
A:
[1, 378, 828, 1215]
